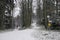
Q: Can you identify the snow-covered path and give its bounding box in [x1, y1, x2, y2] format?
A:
[0, 26, 60, 40]
[0, 29, 35, 40]
[0, 21, 60, 40]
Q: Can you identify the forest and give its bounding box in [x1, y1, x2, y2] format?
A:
[0, 0, 60, 30]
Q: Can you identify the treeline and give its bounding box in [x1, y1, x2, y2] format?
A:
[0, 0, 59, 30]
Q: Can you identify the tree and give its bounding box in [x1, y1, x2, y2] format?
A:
[43, 0, 56, 29]
[36, 0, 43, 25]
[21, 0, 32, 28]
[0, 0, 14, 30]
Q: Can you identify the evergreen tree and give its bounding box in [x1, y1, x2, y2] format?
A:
[0, 0, 14, 30]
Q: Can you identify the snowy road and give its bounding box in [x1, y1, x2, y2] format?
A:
[0, 29, 35, 40]
[0, 25, 60, 40]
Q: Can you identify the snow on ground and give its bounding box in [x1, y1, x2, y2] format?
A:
[0, 29, 35, 40]
[0, 22, 60, 40]
[32, 29, 60, 40]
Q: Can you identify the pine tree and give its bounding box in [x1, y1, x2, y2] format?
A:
[0, 0, 14, 30]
